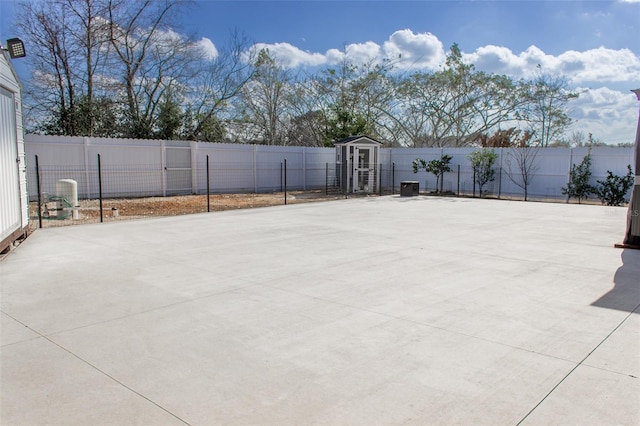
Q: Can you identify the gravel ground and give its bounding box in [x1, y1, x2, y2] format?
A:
[27, 189, 607, 231]
[28, 191, 347, 229]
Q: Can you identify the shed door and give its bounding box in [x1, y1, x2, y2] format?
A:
[0, 86, 21, 241]
[353, 146, 374, 193]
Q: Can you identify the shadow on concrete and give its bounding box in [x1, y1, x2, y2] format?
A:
[592, 249, 640, 313]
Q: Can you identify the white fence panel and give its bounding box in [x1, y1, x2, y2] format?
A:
[203, 143, 255, 193]
[90, 138, 165, 197]
[305, 147, 336, 190]
[24, 135, 634, 202]
[256, 145, 303, 191]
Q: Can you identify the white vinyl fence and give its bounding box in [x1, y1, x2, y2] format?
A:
[25, 134, 634, 202]
[25, 135, 337, 200]
[390, 146, 634, 200]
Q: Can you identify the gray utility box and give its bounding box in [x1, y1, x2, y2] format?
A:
[400, 181, 419, 197]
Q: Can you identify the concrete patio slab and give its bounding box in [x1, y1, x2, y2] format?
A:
[1, 196, 639, 425]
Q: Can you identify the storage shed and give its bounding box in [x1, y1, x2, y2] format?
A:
[0, 47, 28, 253]
[334, 135, 382, 194]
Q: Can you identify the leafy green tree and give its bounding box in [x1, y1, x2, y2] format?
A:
[311, 57, 393, 145]
[322, 106, 373, 146]
[595, 165, 634, 206]
[413, 154, 453, 194]
[562, 147, 595, 204]
[155, 93, 184, 140]
[182, 107, 226, 142]
[469, 149, 499, 197]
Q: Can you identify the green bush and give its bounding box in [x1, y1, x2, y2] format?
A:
[562, 148, 594, 204]
[468, 149, 498, 197]
[595, 165, 634, 206]
[413, 154, 453, 194]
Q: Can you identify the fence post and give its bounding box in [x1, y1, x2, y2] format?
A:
[378, 163, 382, 195]
[457, 164, 461, 197]
[284, 158, 287, 205]
[98, 154, 103, 223]
[325, 162, 329, 195]
[190, 141, 198, 195]
[83, 137, 91, 198]
[280, 162, 283, 192]
[498, 149, 503, 199]
[35, 155, 42, 229]
[206, 154, 210, 213]
[392, 162, 395, 194]
[253, 144, 258, 193]
[161, 141, 167, 197]
[473, 169, 476, 198]
[302, 147, 306, 191]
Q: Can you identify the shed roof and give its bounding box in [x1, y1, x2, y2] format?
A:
[333, 135, 383, 146]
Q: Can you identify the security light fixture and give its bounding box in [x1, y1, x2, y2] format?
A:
[4, 38, 26, 59]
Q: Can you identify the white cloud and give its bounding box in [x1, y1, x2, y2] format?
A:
[154, 28, 183, 43]
[569, 87, 638, 143]
[247, 29, 445, 70]
[345, 41, 383, 64]
[558, 47, 640, 83]
[196, 37, 218, 61]
[383, 29, 445, 69]
[246, 29, 640, 87]
[463, 45, 640, 84]
[249, 42, 329, 68]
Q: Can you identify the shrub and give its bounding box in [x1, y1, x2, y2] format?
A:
[413, 154, 453, 194]
[562, 148, 594, 204]
[595, 165, 634, 206]
[468, 149, 498, 197]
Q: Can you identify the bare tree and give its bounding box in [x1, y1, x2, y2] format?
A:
[235, 48, 292, 144]
[505, 146, 541, 201]
[61, 0, 112, 135]
[390, 45, 527, 147]
[18, 0, 196, 137]
[182, 31, 257, 141]
[298, 55, 397, 145]
[18, 0, 85, 135]
[523, 65, 578, 147]
[286, 110, 326, 146]
[107, 0, 200, 138]
[484, 128, 540, 201]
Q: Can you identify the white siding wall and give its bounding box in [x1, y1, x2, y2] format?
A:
[0, 51, 27, 246]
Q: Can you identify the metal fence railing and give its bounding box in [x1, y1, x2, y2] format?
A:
[29, 155, 375, 228]
[24, 135, 635, 228]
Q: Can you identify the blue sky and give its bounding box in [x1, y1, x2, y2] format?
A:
[188, 1, 638, 57]
[2, 0, 640, 144]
